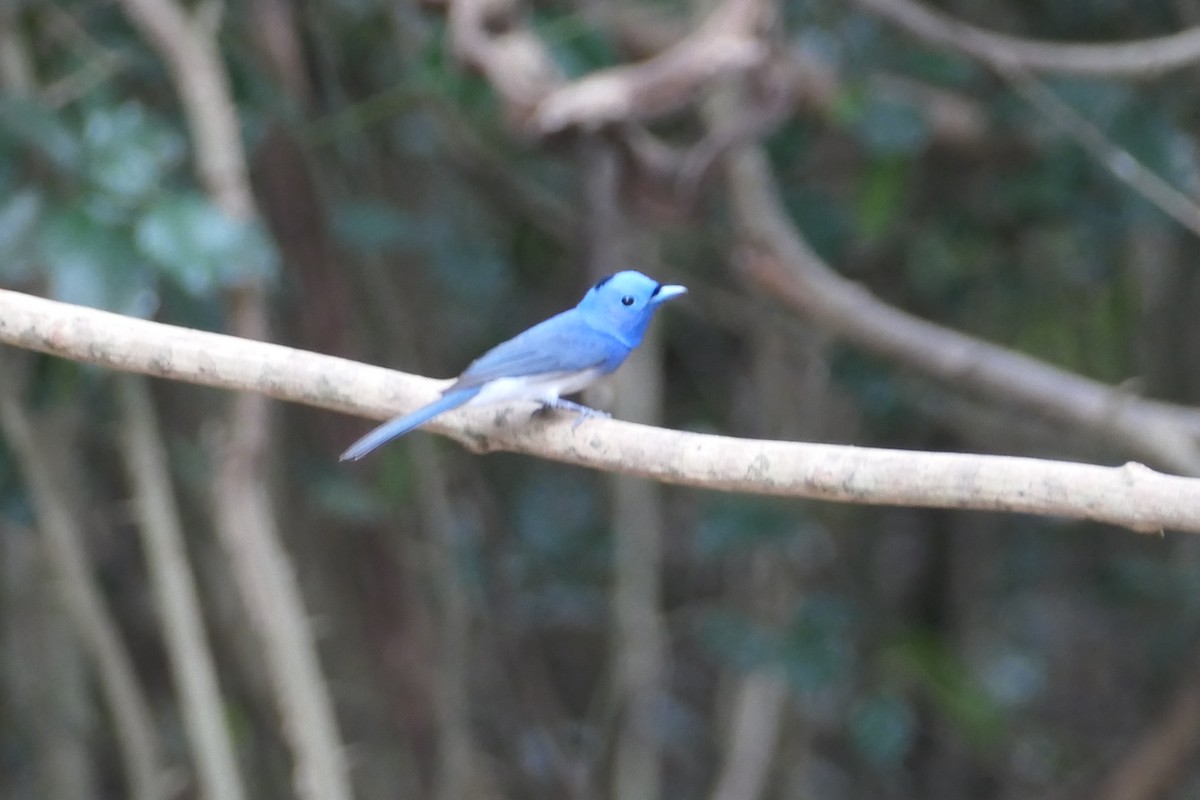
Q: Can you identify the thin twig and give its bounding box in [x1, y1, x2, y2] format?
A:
[854, 0, 1200, 77]
[998, 63, 1200, 238]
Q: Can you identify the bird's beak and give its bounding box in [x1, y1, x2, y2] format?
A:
[653, 284, 687, 304]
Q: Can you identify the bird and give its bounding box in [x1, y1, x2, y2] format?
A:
[340, 270, 687, 461]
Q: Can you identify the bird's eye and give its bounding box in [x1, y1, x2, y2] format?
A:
[621, 295, 635, 306]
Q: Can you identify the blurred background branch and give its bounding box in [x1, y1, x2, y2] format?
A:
[0, 353, 164, 800]
[116, 0, 352, 798]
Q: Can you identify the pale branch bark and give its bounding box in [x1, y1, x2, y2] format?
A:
[0, 353, 165, 800]
[0, 289, 1197, 534]
[115, 376, 247, 800]
[707, 670, 788, 800]
[593, 7, 991, 152]
[852, 0, 1200, 77]
[448, 0, 768, 133]
[117, 0, 254, 216]
[534, 0, 768, 133]
[449, 0, 564, 118]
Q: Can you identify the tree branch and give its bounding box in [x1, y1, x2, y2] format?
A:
[534, 0, 768, 133]
[0, 289, 1197, 534]
[0, 353, 164, 800]
[448, 0, 769, 133]
[853, 0, 1200, 77]
[996, 64, 1200, 237]
[115, 375, 246, 800]
[716, 143, 1200, 476]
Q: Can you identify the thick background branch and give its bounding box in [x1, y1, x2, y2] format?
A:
[719, 147, 1200, 476]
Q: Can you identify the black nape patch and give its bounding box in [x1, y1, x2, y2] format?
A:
[594, 274, 615, 289]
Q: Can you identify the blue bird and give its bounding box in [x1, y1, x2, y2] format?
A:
[340, 270, 687, 461]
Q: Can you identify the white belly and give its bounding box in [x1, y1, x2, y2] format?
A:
[464, 368, 604, 408]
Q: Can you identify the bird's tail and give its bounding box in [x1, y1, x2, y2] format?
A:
[339, 387, 480, 461]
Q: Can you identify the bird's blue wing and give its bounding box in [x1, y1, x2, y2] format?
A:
[448, 311, 628, 392]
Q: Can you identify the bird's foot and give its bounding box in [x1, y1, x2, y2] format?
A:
[532, 399, 611, 429]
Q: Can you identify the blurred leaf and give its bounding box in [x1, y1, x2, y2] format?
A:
[134, 192, 279, 293]
[884, 631, 1006, 749]
[979, 650, 1044, 708]
[0, 189, 43, 281]
[989, 145, 1088, 217]
[1050, 78, 1130, 129]
[850, 692, 917, 769]
[780, 595, 856, 691]
[81, 102, 184, 204]
[693, 497, 804, 559]
[533, 11, 617, 77]
[312, 470, 390, 523]
[331, 199, 415, 255]
[695, 609, 779, 673]
[37, 205, 157, 316]
[830, 348, 905, 424]
[781, 185, 853, 263]
[1110, 107, 1200, 206]
[510, 467, 608, 577]
[853, 95, 929, 155]
[829, 84, 869, 129]
[0, 95, 81, 171]
[856, 156, 911, 240]
[898, 50, 978, 88]
[905, 228, 967, 304]
[409, 19, 497, 114]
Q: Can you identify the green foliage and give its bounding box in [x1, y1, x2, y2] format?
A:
[693, 497, 803, 559]
[0, 100, 279, 315]
[38, 202, 154, 315]
[0, 189, 42, 282]
[850, 691, 918, 769]
[848, 92, 930, 155]
[856, 155, 913, 241]
[135, 192, 278, 292]
[80, 102, 185, 204]
[780, 595, 858, 690]
[502, 467, 612, 623]
[696, 593, 856, 693]
[0, 95, 81, 171]
[883, 631, 1007, 750]
[533, 9, 619, 77]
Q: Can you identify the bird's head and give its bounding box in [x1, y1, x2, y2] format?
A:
[577, 270, 687, 346]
